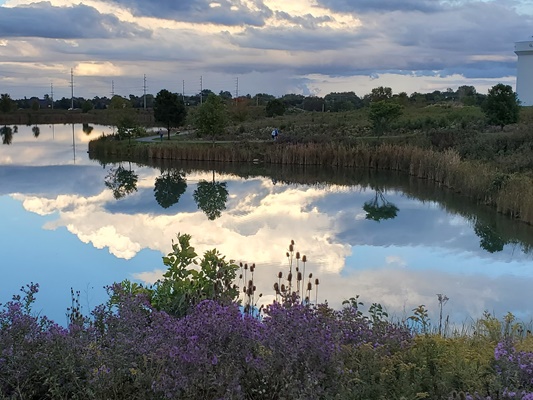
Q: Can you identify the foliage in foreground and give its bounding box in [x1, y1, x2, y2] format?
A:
[2, 239, 533, 399]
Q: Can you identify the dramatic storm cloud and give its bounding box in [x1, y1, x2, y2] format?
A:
[0, 0, 531, 98]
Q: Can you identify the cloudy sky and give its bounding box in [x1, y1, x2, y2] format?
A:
[0, 0, 532, 100]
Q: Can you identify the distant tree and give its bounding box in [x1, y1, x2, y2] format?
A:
[482, 83, 520, 130]
[303, 96, 324, 112]
[369, 86, 393, 102]
[194, 93, 228, 140]
[31, 98, 39, 111]
[280, 93, 305, 108]
[193, 171, 228, 220]
[81, 100, 93, 113]
[324, 92, 362, 112]
[265, 99, 286, 117]
[109, 95, 131, 110]
[219, 90, 233, 100]
[154, 89, 187, 140]
[368, 101, 403, 136]
[0, 94, 15, 113]
[253, 93, 275, 106]
[154, 169, 187, 209]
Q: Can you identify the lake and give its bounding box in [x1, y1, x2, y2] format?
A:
[1, 123, 533, 328]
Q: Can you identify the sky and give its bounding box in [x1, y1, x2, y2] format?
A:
[0, 1, 532, 100]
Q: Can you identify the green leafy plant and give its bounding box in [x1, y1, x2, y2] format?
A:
[149, 233, 239, 317]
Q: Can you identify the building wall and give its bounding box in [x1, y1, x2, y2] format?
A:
[515, 41, 533, 106]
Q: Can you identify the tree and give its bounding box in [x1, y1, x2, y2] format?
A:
[194, 93, 228, 140]
[154, 169, 187, 209]
[154, 89, 187, 140]
[193, 171, 228, 220]
[109, 95, 131, 110]
[0, 94, 15, 113]
[82, 123, 94, 135]
[265, 99, 286, 117]
[368, 101, 403, 136]
[369, 86, 393, 102]
[482, 83, 520, 130]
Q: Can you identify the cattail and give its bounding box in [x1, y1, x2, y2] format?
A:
[274, 282, 279, 291]
[289, 244, 294, 252]
[297, 272, 302, 281]
[308, 273, 313, 279]
[291, 240, 294, 246]
[281, 284, 286, 292]
[302, 255, 307, 262]
[307, 282, 312, 291]
[244, 263, 248, 270]
[243, 287, 246, 293]
[286, 252, 290, 258]
[240, 262, 243, 267]
[253, 285, 256, 291]
[287, 272, 293, 282]
[296, 252, 300, 259]
[278, 271, 283, 279]
[239, 274, 243, 279]
[315, 278, 319, 285]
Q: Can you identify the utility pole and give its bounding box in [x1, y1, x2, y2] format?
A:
[50, 82, 54, 109]
[70, 68, 74, 110]
[111, 80, 115, 98]
[200, 75, 203, 105]
[143, 74, 147, 109]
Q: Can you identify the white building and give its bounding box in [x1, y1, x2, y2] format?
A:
[515, 38, 533, 106]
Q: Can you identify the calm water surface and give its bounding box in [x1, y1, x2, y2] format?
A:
[1, 123, 533, 326]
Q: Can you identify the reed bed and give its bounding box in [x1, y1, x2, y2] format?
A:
[88, 138, 533, 225]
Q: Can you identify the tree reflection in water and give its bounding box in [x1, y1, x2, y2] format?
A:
[193, 170, 229, 220]
[154, 169, 187, 209]
[1, 125, 13, 145]
[363, 189, 399, 222]
[104, 162, 138, 200]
